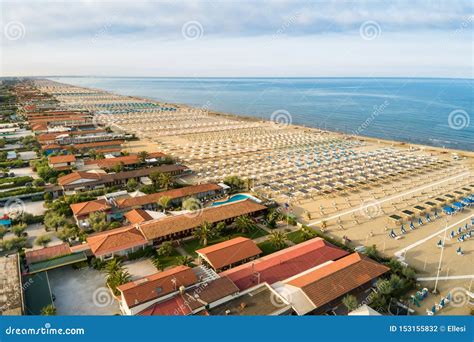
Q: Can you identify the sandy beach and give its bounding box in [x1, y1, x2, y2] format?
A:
[35, 79, 474, 315]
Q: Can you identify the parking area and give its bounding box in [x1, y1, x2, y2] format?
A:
[123, 258, 157, 280]
[47, 266, 120, 315]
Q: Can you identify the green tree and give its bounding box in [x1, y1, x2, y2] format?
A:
[41, 304, 56, 316]
[44, 212, 67, 232]
[57, 226, 79, 242]
[223, 176, 245, 191]
[194, 221, 218, 247]
[88, 212, 109, 232]
[35, 234, 51, 247]
[158, 173, 172, 190]
[182, 197, 200, 211]
[269, 231, 287, 250]
[175, 255, 193, 267]
[157, 241, 173, 257]
[300, 226, 316, 241]
[234, 215, 255, 234]
[157, 195, 171, 212]
[126, 178, 138, 191]
[112, 163, 124, 173]
[152, 255, 164, 271]
[138, 151, 149, 163]
[12, 223, 27, 237]
[365, 244, 379, 259]
[342, 294, 359, 312]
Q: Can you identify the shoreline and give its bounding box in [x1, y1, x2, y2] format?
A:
[47, 78, 473, 156]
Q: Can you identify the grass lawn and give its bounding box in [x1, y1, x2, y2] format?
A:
[182, 226, 268, 257]
[155, 248, 181, 269]
[257, 240, 287, 256]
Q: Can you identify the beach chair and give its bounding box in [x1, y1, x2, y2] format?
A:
[426, 213, 431, 222]
[437, 240, 444, 248]
[401, 225, 407, 234]
[389, 230, 397, 239]
[456, 247, 464, 255]
[418, 217, 423, 226]
[458, 235, 465, 243]
[409, 221, 415, 230]
[426, 306, 436, 316]
[434, 209, 439, 218]
[450, 231, 455, 239]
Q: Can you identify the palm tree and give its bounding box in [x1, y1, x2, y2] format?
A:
[152, 256, 164, 270]
[300, 226, 315, 241]
[269, 231, 287, 250]
[193, 221, 216, 247]
[175, 255, 193, 267]
[105, 258, 123, 278]
[157, 195, 171, 212]
[41, 304, 56, 316]
[234, 215, 255, 234]
[342, 294, 358, 312]
[138, 151, 149, 163]
[159, 172, 172, 190]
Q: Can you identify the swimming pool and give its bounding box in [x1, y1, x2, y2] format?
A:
[211, 194, 260, 207]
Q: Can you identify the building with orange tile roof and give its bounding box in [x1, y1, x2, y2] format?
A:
[138, 276, 239, 316]
[139, 199, 267, 243]
[220, 237, 349, 291]
[57, 164, 188, 193]
[86, 226, 149, 260]
[48, 154, 76, 171]
[69, 183, 224, 226]
[25, 243, 72, 265]
[117, 265, 198, 315]
[124, 209, 154, 224]
[196, 237, 262, 272]
[276, 252, 390, 315]
[70, 199, 112, 228]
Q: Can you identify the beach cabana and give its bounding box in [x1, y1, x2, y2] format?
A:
[443, 206, 454, 215]
[452, 202, 464, 211]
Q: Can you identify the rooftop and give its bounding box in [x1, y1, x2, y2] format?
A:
[70, 199, 111, 217]
[86, 226, 148, 257]
[25, 243, 72, 265]
[0, 254, 23, 315]
[116, 183, 222, 209]
[48, 154, 76, 164]
[139, 199, 267, 240]
[117, 265, 198, 308]
[207, 283, 291, 316]
[221, 237, 349, 290]
[139, 276, 239, 316]
[196, 237, 262, 270]
[124, 209, 154, 224]
[287, 253, 390, 308]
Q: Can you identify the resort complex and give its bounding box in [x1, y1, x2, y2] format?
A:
[0, 78, 472, 317]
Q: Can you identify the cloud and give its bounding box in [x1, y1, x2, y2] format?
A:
[1, 0, 473, 76]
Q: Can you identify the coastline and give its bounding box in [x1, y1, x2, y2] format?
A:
[47, 78, 473, 156]
[120, 93, 474, 158]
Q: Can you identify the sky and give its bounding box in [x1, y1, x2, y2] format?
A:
[0, 0, 473, 77]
